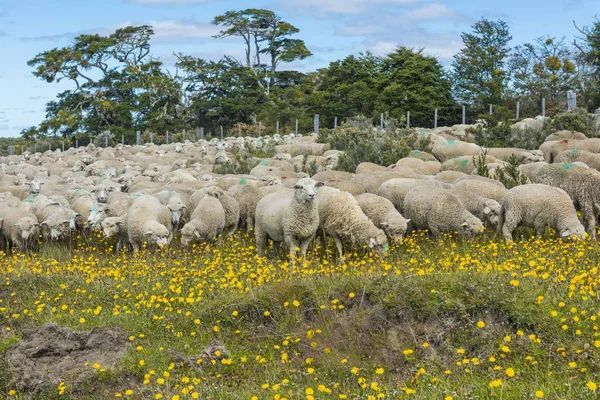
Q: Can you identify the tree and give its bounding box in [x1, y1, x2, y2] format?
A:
[212, 9, 311, 93]
[574, 17, 600, 110]
[376, 47, 454, 126]
[511, 36, 577, 114]
[26, 25, 181, 139]
[452, 18, 512, 109]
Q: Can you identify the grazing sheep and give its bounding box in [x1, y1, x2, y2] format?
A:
[205, 186, 239, 237]
[255, 178, 323, 258]
[316, 187, 387, 258]
[447, 188, 502, 229]
[180, 194, 225, 246]
[355, 193, 409, 242]
[101, 216, 129, 252]
[0, 207, 40, 252]
[403, 186, 484, 238]
[519, 162, 600, 240]
[127, 195, 173, 252]
[453, 179, 507, 204]
[499, 184, 585, 241]
[378, 178, 452, 214]
[154, 190, 188, 232]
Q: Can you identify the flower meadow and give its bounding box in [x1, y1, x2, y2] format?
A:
[0, 231, 599, 399]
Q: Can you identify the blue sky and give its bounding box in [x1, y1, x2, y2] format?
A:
[0, 0, 597, 137]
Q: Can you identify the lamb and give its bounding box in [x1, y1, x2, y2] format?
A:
[205, 186, 239, 237]
[0, 207, 40, 252]
[255, 178, 323, 258]
[101, 216, 129, 252]
[355, 193, 409, 242]
[499, 184, 586, 241]
[154, 190, 188, 231]
[180, 194, 225, 246]
[316, 187, 387, 258]
[403, 186, 484, 238]
[126, 195, 173, 252]
[378, 178, 452, 214]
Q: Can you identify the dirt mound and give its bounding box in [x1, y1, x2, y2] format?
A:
[6, 323, 131, 393]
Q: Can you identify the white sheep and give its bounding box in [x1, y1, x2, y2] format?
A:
[205, 186, 239, 237]
[101, 216, 129, 252]
[0, 207, 40, 252]
[403, 186, 484, 238]
[355, 193, 410, 242]
[378, 178, 452, 214]
[499, 184, 585, 241]
[255, 178, 323, 258]
[316, 187, 387, 258]
[180, 194, 225, 246]
[127, 195, 173, 252]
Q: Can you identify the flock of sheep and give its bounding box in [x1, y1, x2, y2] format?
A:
[0, 125, 598, 259]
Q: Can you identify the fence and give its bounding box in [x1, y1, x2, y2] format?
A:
[0, 95, 577, 156]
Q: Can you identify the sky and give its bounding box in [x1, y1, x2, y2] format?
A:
[0, 0, 597, 137]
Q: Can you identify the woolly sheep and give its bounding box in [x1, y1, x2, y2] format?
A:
[378, 178, 452, 214]
[403, 186, 484, 238]
[205, 186, 239, 237]
[316, 187, 387, 258]
[544, 130, 587, 142]
[499, 184, 585, 241]
[255, 178, 323, 258]
[431, 140, 482, 162]
[447, 188, 502, 229]
[154, 190, 188, 232]
[229, 185, 262, 232]
[519, 163, 600, 240]
[180, 194, 226, 246]
[0, 207, 40, 252]
[441, 155, 502, 174]
[434, 170, 467, 183]
[355, 162, 388, 174]
[453, 179, 507, 204]
[355, 193, 409, 242]
[554, 149, 600, 171]
[323, 180, 365, 195]
[127, 195, 173, 252]
[486, 148, 544, 164]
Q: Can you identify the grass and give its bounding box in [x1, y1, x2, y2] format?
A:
[0, 229, 599, 399]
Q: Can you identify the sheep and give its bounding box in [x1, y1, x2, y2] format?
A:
[486, 148, 544, 164]
[378, 178, 452, 214]
[229, 185, 262, 232]
[127, 195, 173, 252]
[431, 140, 482, 162]
[403, 186, 484, 238]
[205, 186, 239, 237]
[0, 192, 22, 208]
[255, 178, 323, 258]
[519, 163, 600, 240]
[544, 130, 587, 142]
[407, 150, 438, 162]
[447, 188, 502, 229]
[435, 170, 467, 183]
[101, 216, 129, 252]
[453, 179, 507, 204]
[554, 149, 600, 171]
[440, 155, 503, 174]
[0, 207, 40, 252]
[323, 180, 365, 195]
[355, 162, 388, 174]
[316, 187, 387, 258]
[355, 193, 409, 242]
[180, 194, 225, 246]
[352, 171, 424, 194]
[499, 184, 586, 241]
[154, 190, 188, 232]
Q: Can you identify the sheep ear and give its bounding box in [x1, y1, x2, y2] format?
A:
[405, 219, 411, 223]
[62, 219, 70, 225]
[461, 222, 469, 227]
[483, 206, 491, 215]
[368, 237, 377, 248]
[145, 230, 154, 235]
[380, 221, 389, 226]
[561, 230, 571, 237]
[193, 229, 201, 238]
[315, 182, 325, 188]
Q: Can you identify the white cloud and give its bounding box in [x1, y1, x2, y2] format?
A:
[364, 35, 462, 63]
[146, 20, 219, 41]
[277, 0, 426, 15]
[128, 0, 214, 4]
[397, 4, 458, 22]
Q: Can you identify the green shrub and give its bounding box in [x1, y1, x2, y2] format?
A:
[546, 108, 596, 135]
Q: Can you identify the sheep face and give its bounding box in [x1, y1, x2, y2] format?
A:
[143, 225, 170, 248]
[180, 223, 204, 246]
[168, 201, 187, 230]
[101, 218, 122, 238]
[560, 224, 586, 241]
[15, 217, 40, 243]
[367, 231, 388, 258]
[482, 200, 502, 228]
[41, 219, 70, 241]
[380, 217, 410, 243]
[459, 217, 484, 237]
[93, 187, 112, 203]
[87, 206, 106, 228]
[293, 178, 324, 203]
[25, 180, 43, 194]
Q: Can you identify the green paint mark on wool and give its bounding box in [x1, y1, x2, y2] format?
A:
[260, 160, 269, 166]
[460, 159, 469, 168]
[412, 150, 420, 157]
[447, 140, 456, 145]
[562, 163, 575, 171]
[21, 199, 34, 203]
[418, 131, 426, 136]
[240, 178, 247, 185]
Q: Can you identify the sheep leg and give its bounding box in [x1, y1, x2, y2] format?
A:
[299, 235, 313, 257]
[116, 239, 123, 253]
[581, 206, 597, 241]
[245, 216, 254, 233]
[273, 240, 281, 258]
[286, 234, 299, 258]
[332, 234, 344, 260]
[255, 226, 267, 257]
[502, 222, 516, 242]
[131, 241, 140, 253]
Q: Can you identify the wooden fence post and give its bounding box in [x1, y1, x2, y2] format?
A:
[406, 111, 410, 128]
[434, 109, 438, 128]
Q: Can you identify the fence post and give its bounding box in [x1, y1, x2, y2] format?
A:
[334, 116, 337, 129]
[462, 105, 466, 125]
[434, 109, 438, 128]
[516, 101, 520, 119]
[258, 122, 262, 137]
[105, 136, 108, 148]
[166, 131, 169, 145]
[567, 91, 577, 111]
[313, 114, 319, 134]
[34, 144, 37, 153]
[295, 119, 299, 136]
[76, 139, 79, 149]
[200, 127, 204, 140]
[406, 111, 410, 128]
[136, 131, 141, 145]
[149, 131, 153, 144]
[21, 145, 23, 154]
[8, 145, 14, 155]
[489, 104, 493, 115]
[49, 143, 51, 151]
[542, 98, 546, 117]
[220, 126, 224, 140]
[238, 123, 241, 137]
[276, 121, 279, 135]
[121, 135, 124, 145]
[183, 129, 186, 141]
[62, 141, 65, 152]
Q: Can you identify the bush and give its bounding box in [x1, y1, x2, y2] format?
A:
[320, 124, 427, 173]
[546, 108, 597, 135]
[473, 151, 528, 189]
